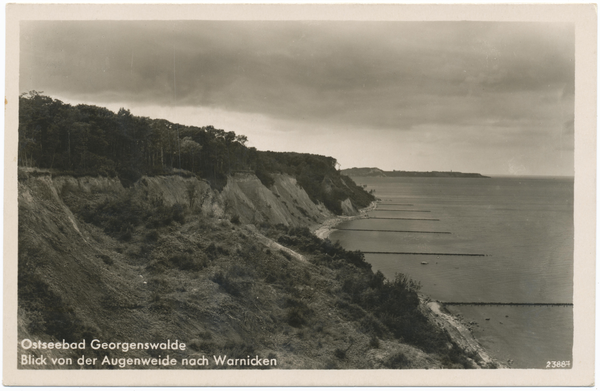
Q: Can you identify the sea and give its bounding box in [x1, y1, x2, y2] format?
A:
[329, 176, 574, 369]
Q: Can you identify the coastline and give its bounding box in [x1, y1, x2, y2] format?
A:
[311, 200, 505, 369]
[311, 201, 378, 239]
[419, 296, 507, 368]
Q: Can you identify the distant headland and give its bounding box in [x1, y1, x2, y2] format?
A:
[341, 167, 490, 178]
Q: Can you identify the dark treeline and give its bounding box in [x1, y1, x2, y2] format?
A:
[255, 151, 374, 213]
[18, 92, 374, 213]
[341, 167, 489, 178]
[19, 91, 252, 187]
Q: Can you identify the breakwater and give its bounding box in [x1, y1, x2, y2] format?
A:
[443, 302, 573, 307]
[368, 217, 440, 221]
[374, 209, 431, 212]
[362, 251, 487, 257]
[338, 228, 451, 234]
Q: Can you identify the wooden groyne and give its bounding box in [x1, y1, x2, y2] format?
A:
[374, 209, 431, 212]
[368, 217, 440, 221]
[338, 228, 450, 234]
[442, 302, 573, 307]
[362, 251, 486, 257]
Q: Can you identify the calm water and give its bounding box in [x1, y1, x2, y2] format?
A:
[330, 176, 573, 368]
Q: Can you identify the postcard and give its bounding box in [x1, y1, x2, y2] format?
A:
[3, 3, 596, 386]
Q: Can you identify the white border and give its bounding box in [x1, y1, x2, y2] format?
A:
[3, 3, 596, 387]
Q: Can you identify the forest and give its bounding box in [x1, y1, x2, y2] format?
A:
[18, 92, 374, 213]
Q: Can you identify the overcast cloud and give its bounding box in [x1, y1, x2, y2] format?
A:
[20, 21, 574, 176]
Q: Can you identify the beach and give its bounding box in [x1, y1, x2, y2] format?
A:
[419, 297, 505, 368]
[312, 201, 377, 239]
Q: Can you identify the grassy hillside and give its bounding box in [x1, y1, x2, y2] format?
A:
[17, 171, 478, 369]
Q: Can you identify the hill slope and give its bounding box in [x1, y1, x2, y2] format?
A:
[17, 169, 484, 369]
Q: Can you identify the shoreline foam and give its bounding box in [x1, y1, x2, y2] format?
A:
[311, 201, 377, 239]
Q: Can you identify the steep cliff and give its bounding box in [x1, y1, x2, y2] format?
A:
[17, 168, 483, 369]
[43, 170, 334, 227]
[221, 173, 333, 226]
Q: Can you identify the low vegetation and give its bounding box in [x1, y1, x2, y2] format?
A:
[18, 179, 475, 368]
[265, 226, 460, 356]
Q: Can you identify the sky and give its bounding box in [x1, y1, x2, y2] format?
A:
[19, 21, 575, 176]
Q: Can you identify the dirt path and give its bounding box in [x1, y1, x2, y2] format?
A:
[245, 224, 308, 263]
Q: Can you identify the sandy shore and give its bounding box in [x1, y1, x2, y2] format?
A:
[419, 296, 506, 368]
[311, 201, 378, 239]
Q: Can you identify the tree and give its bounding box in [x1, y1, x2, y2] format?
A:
[180, 137, 202, 172]
[235, 135, 248, 146]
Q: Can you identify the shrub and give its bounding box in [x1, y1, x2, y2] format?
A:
[336, 299, 366, 321]
[170, 204, 186, 224]
[97, 254, 114, 266]
[324, 359, 340, 369]
[117, 167, 142, 188]
[188, 339, 203, 351]
[18, 269, 100, 342]
[334, 348, 346, 360]
[168, 254, 204, 271]
[369, 335, 380, 349]
[227, 263, 253, 279]
[118, 228, 132, 242]
[78, 194, 140, 233]
[198, 330, 213, 340]
[188, 337, 216, 353]
[148, 296, 174, 315]
[384, 352, 410, 369]
[286, 307, 307, 328]
[145, 230, 159, 242]
[146, 204, 186, 228]
[264, 273, 277, 284]
[211, 271, 241, 297]
[440, 344, 476, 369]
[283, 297, 312, 328]
[297, 206, 309, 217]
[205, 243, 229, 260]
[360, 314, 387, 338]
[146, 253, 208, 273]
[255, 168, 275, 188]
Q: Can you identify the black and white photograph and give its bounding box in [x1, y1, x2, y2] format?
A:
[4, 3, 596, 387]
